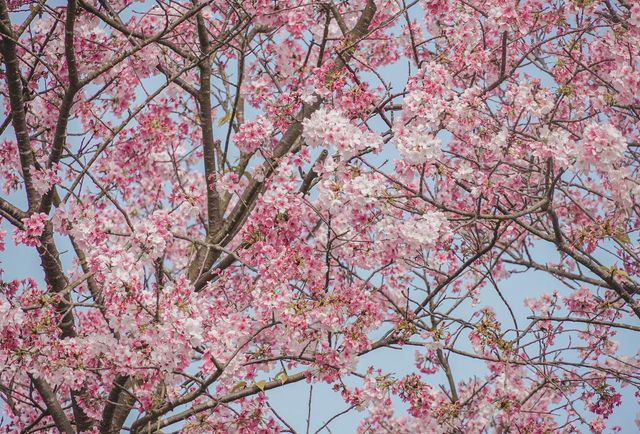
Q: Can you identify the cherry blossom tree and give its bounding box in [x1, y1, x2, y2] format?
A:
[1, 0, 640, 432]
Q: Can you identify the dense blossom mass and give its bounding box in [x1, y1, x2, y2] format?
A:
[0, 0, 640, 432]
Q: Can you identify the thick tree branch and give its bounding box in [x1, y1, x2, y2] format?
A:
[0, 0, 39, 209]
[30, 376, 74, 434]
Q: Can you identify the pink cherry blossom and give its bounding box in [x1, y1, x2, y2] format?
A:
[0, 0, 639, 433]
[12, 213, 48, 247]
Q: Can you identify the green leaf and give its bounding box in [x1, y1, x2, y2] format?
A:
[274, 370, 288, 385]
[218, 111, 233, 126]
[231, 381, 247, 392]
[614, 232, 631, 244]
